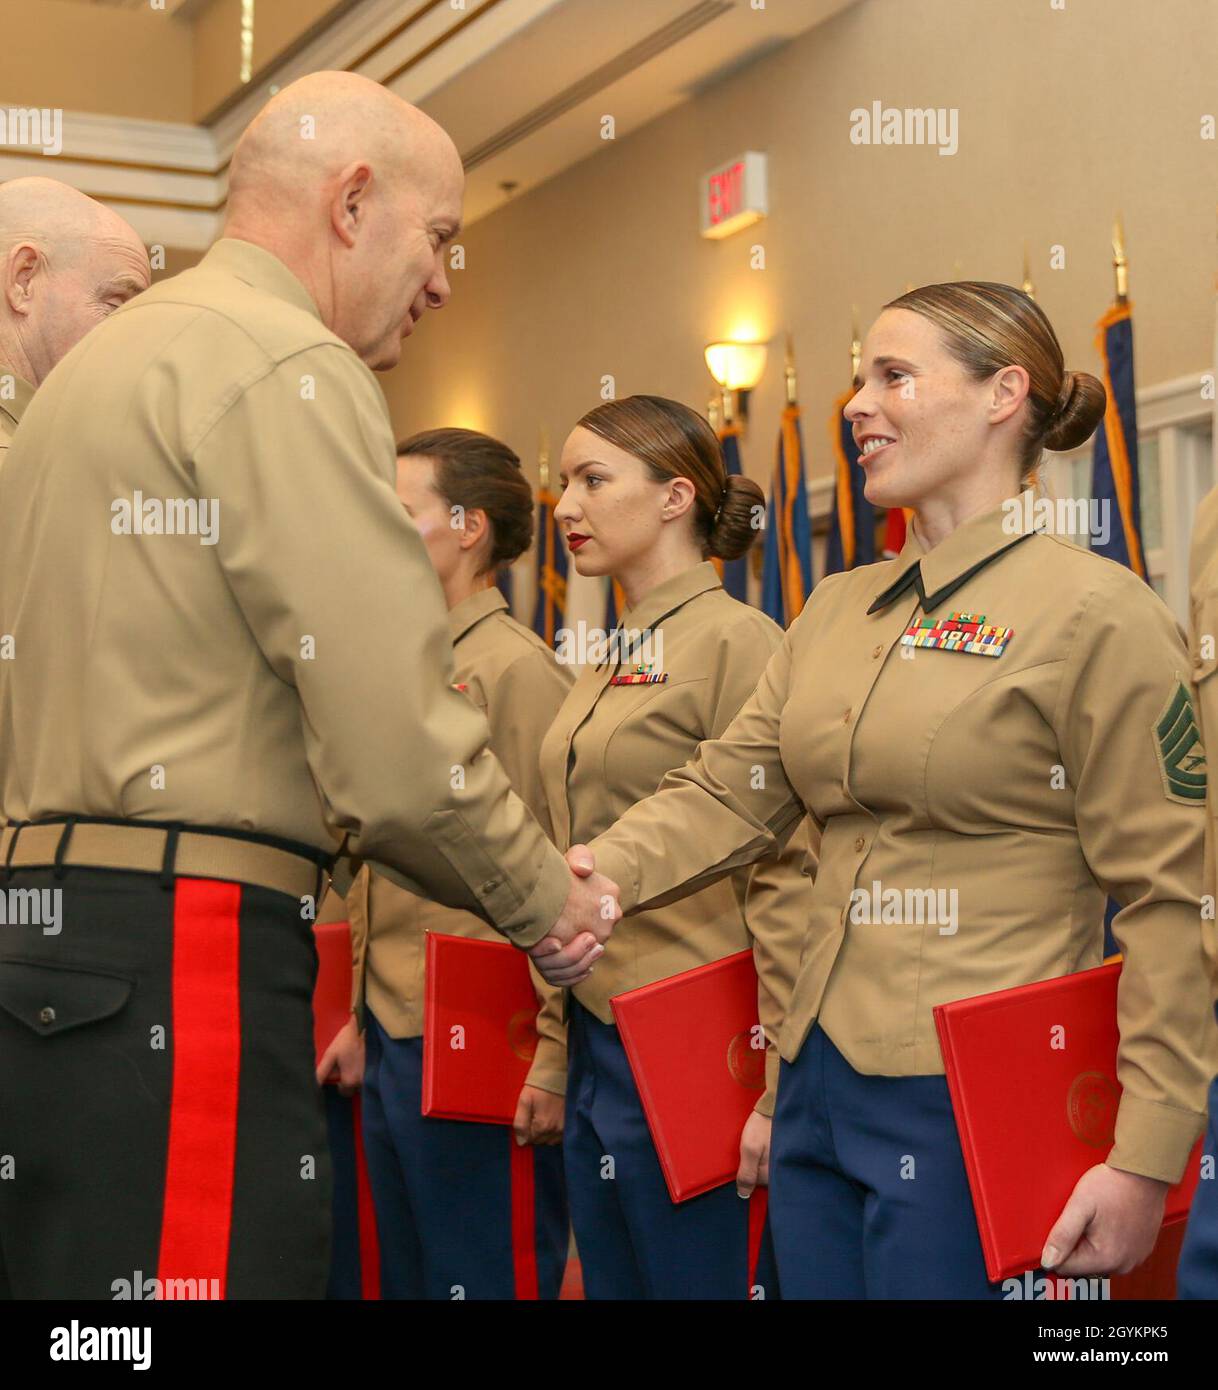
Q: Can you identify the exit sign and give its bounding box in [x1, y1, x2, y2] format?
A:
[700, 151, 767, 239]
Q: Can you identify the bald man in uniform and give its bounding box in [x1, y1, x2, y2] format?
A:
[0, 177, 150, 463]
[0, 72, 616, 1301]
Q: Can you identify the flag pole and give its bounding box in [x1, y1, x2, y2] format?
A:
[1022, 242, 1036, 300]
[538, 423, 550, 494]
[850, 307, 862, 386]
[1112, 215, 1129, 305]
[721, 386, 736, 429]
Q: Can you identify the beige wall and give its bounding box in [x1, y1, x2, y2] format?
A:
[0, 0, 353, 127]
[192, 0, 243, 121]
[381, 0, 1218, 503]
[0, 0, 194, 123]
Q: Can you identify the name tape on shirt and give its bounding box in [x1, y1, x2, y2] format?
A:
[900, 611, 1014, 658]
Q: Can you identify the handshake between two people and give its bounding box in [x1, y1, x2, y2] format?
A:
[526, 845, 620, 987]
[318, 845, 617, 1093]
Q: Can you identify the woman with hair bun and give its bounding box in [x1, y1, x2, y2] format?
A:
[557, 287, 1217, 1298]
[318, 427, 573, 1299]
[539, 394, 814, 1298]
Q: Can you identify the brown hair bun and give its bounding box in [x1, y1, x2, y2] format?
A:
[396, 427, 534, 574]
[577, 394, 764, 563]
[1043, 369, 1107, 453]
[708, 471, 765, 563]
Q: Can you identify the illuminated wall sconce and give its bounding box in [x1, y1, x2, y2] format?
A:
[704, 340, 768, 426]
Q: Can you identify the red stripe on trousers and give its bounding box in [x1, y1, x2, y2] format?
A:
[350, 1092, 381, 1300]
[509, 1137, 539, 1299]
[157, 877, 242, 1299]
[748, 1189, 768, 1296]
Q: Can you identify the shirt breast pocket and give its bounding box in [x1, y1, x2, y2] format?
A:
[601, 676, 709, 798]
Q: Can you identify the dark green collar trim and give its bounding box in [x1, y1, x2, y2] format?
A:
[867, 532, 1038, 616]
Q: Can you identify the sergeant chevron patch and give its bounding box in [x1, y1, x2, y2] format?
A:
[1154, 678, 1207, 805]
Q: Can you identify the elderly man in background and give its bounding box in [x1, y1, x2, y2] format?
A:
[0, 176, 150, 463]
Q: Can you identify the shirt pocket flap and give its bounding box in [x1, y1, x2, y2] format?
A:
[0, 959, 135, 1036]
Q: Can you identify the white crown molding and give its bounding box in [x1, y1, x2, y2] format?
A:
[0, 100, 217, 169]
[0, 101, 222, 250]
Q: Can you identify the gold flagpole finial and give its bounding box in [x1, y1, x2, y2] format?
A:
[850, 307, 862, 387]
[784, 332, 798, 406]
[1112, 215, 1129, 303]
[721, 387, 736, 428]
[1021, 241, 1035, 300]
[538, 424, 550, 494]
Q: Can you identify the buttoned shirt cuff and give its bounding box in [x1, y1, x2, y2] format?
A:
[587, 838, 639, 915]
[1107, 1096, 1206, 1184]
[525, 1037, 568, 1097]
[495, 845, 572, 949]
[753, 1046, 781, 1117]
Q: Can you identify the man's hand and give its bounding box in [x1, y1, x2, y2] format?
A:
[513, 1083, 564, 1146]
[527, 844, 620, 987]
[315, 1015, 365, 1096]
[1041, 1162, 1169, 1275]
[736, 1110, 771, 1198]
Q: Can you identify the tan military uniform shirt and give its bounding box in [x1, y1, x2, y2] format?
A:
[0, 238, 571, 946]
[1188, 484, 1218, 1014]
[0, 364, 35, 467]
[539, 561, 815, 1116]
[322, 586, 573, 1095]
[591, 500, 1215, 1183]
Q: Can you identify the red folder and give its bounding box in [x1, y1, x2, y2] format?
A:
[422, 932, 540, 1124]
[934, 961, 1203, 1282]
[611, 949, 767, 1203]
[312, 919, 354, 1074]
